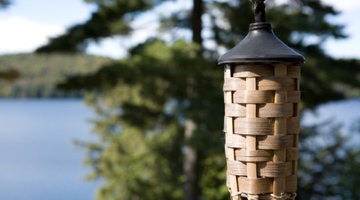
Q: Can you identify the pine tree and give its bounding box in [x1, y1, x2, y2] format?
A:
[0, 0, 10, 9]
[0, 0, 17, 82]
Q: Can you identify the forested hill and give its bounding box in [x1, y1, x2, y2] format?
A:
[0, 53, 112, 98]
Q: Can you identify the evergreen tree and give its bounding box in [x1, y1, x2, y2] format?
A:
[0, 0, 16, 82]
[0, 0, 10, 9]
[298, 120, 360, 199]
[0, 68, 19, 82]
[38, 0, 360, 199]
[66, 40, 224, 199]
[36, 0, 162, 53]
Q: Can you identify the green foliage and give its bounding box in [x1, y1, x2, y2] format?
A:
[0, 0, 10, 9]
[0, 53, 111, 98]
[0, 68, 20, 82]
[67, 40, 225, 199]
[36, 0, 155, 53]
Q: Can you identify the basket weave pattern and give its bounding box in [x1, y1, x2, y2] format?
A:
[224, 64, 300, 200]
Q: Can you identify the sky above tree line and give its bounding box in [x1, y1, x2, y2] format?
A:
[0, 0, 359, 59]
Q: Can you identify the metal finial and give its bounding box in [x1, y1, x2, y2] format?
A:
[250, 0, 266, 22]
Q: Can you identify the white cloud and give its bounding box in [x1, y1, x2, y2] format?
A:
[86, 37, 128, 59]
[0, 17, 64, 54]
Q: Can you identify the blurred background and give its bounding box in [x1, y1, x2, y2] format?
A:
[0, 0, 359, 200]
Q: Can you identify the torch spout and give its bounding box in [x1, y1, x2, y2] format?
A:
[250, 0, 266, 23]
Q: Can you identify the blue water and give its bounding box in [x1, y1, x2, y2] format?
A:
[0, 99, 100, 200]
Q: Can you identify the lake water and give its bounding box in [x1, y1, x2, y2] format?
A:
[302, 98, 360, 128]
[0, 98, 359, 200]
[0, 99, 99, 200]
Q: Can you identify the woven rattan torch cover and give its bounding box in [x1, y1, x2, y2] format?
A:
[218, 1, 304, 200]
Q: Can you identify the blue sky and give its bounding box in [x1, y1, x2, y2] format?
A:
[0, 0, 360, 59]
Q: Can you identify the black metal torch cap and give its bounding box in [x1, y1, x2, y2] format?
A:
[218, 22, 304, 65]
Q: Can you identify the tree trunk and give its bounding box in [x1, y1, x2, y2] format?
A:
[191, 0, 203, 47]
[183, 119, 198, 200]
[183, 1, 203, 200]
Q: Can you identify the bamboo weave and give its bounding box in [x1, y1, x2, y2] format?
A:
[224, 63, 301, 200]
